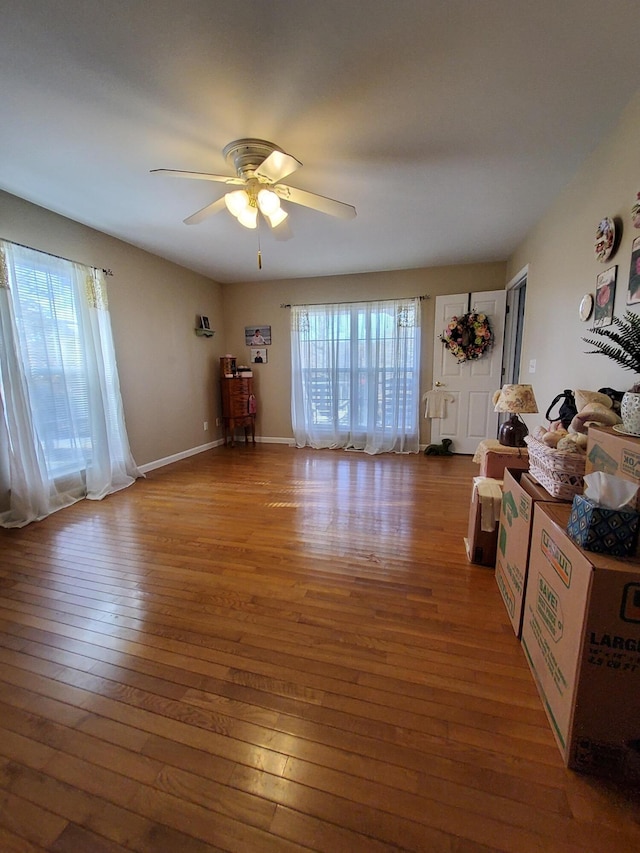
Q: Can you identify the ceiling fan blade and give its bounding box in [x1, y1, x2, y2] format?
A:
[151, 169, 244, 185]
[255, 150, 302, 184]
[274, 184, 356, 219]
[183, 196, 227, 225]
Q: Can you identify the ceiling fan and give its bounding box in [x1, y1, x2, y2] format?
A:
[151, 138, 357, 231]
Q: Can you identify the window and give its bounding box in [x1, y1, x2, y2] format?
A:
[0, 240, 140, 527]
[291, 297, 421, 454]
[10, 250, 94, 477]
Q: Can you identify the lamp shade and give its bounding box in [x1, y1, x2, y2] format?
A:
[266, 207, 288, 228]
[257, 188, 280, 216]
[237, 205, 258, 229]
[494, 384, 538, 414]
[224, 190, 249, 217]
[494, 384, 538, 447]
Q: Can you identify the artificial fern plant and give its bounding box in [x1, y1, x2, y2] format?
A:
[583, 310, 640, 392]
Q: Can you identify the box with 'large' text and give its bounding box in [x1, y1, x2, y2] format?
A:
[521, 502, 640, 781]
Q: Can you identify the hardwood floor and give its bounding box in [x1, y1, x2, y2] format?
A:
[0, 444, 638, 852]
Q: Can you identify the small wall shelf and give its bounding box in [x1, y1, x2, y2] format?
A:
[195, 328, 215, 338]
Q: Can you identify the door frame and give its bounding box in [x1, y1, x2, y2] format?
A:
[502, 265, 528, 386]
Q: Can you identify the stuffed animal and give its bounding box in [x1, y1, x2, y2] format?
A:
[534, 388, 623, 452]
[569, 389, 622, 434]
[598, 387, 624, 413]
[424, 438, 453, 456]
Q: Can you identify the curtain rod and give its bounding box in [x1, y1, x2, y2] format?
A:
[2, 237, 113, 276]
[280, 294, 430, 308]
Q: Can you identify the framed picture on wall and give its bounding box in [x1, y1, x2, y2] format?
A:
[200, 315, 210, 330]
[250, 348, 267, 364]
[245, 326, 271, 346]
[627, 236, 640, 305]
[593, 266, 616, 328]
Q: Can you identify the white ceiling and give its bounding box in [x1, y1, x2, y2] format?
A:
[1, 1, 639, 284]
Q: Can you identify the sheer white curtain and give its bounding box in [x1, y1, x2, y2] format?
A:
[291, 297, 421, 454]
[0, 240, 141, 528]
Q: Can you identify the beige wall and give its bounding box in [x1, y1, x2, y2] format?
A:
[507, 89, 640, 427]
[1, 191, 225, 467]
[222, 263, 506, 444]
[1, 189, 505, 462]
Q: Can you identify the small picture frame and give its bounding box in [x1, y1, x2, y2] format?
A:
[628, 236, 640, 305]
[250, 347, 267, 364]
[593, 266, 616, 328]
[245, 326, 271, 346]
[200, 315, 210, 330]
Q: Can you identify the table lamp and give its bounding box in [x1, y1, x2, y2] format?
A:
[494, 384, 538, 447]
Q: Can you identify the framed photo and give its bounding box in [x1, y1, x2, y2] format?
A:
[245, 326, 271, 346]
[200, 315, 210, 330]
[593, 266, 616, 328]
[250, 347, 267, 364]
[627, 236, 640, 305]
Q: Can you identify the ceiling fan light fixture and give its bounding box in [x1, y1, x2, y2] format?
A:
[153, 138, 357, 237]
[266, 207, 288, 228]
[224, 189, 249, 217]
[257, 188, 280, 216]
[237, 205, 258, 229]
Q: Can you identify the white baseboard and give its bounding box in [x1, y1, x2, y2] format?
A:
[256, 436, 296, 445]
[138, 439, 223, 473]
[139, 436, 296, 472]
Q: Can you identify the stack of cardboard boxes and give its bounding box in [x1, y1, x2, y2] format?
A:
[466, 443, 529, 567]
[475, 426, 640, 782]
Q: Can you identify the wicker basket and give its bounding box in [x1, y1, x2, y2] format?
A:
[524, 436, 586, 500]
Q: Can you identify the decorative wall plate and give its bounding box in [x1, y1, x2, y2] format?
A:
[579, 293, 593, 322]
[595, 216, 616, 262]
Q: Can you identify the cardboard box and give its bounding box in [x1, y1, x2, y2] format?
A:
[585, 424, 640, 558]
[521, 502, 640, 781]
[567, 494, 639, 557]
[495, 469, 564, 637]
[480, 447, 529, 479]
[585, 425, 640, 510]
[465, 477, 502, 567]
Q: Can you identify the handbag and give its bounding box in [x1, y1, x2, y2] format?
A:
[545, 389, 577, 428]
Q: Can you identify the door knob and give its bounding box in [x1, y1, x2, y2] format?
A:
[435, 381, 445, 387]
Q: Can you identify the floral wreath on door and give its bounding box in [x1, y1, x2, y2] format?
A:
[441, 312, 493, 363]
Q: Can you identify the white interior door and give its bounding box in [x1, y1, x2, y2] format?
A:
[430, 290, 506, 454]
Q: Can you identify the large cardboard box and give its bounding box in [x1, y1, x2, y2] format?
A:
[465, 477, 502, 567]
[585, 424, 640, 510]
[521, 502, 640, 780]
[495, 469, 563, 637]
[480, 447, 529, 479]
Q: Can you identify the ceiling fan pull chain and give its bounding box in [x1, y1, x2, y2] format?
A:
[257, 221, 262, 270]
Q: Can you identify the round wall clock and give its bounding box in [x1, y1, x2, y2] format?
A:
[579, 293, 594, 322]
[595, 217, 616, 262]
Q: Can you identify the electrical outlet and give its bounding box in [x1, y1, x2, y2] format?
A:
[529, 359, 536, 373]
[203, 421, 208, 431]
